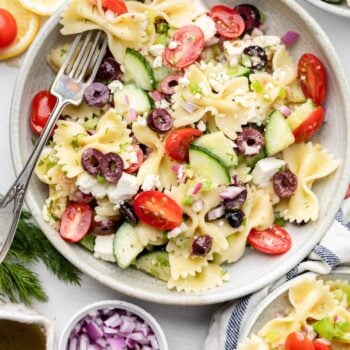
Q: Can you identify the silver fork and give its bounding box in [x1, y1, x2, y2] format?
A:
[0, 30, 108, 263]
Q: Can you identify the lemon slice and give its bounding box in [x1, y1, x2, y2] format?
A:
[0, 0, 40, 61]
[18, 0, 66, 16]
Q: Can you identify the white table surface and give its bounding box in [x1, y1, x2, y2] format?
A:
[0, 2, 349, 349]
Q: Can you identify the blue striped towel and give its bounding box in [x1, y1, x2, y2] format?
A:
[205, 198, 350, 350]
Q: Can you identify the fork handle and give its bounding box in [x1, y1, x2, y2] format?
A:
[0, 97, 68, 263]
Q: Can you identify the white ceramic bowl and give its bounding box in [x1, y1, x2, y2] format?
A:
[59, 300, 168, 350]
[238, 267, 350, 342]
[9, 0, 350, 305]
[0, 303, 56, 349]
[303, 0, 350, 18]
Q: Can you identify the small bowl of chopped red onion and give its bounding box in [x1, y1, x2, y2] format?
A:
[59, 300, 168, 350]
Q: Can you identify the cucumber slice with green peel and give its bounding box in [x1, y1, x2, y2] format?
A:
[124, 48, 155, 91]
[114, 83, 154, 114]
[265, 111, 295, 156]
[114, 223, 144, 269]
[153, 66, 172, 88]
[194, 131, 238, 168]
[79, 234, 95, 252]
[134, 251, 170, 282]
[322, 0, 343, 3]
[227, 64, 251, 78]
[286, 81, 307, 103]
[189, 144, 230, 185]
[245, 149, 266, 168]
[287, 99, 316, 131]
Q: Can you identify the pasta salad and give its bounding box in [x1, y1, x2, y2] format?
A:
[32, 0, 340, 293]
[238, 275, 350, 350]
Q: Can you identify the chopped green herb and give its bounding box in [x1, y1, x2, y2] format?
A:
[84, 118, 97, 130]
[251, 80, 264, 94]
[182, 195, 194, 206]
[97, 174, 106, 185]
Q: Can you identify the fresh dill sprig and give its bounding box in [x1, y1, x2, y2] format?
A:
[0, 209, 82, 306]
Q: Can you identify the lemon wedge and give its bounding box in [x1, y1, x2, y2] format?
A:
[0, 0, 40, 61]
[18, 0, 66, 16]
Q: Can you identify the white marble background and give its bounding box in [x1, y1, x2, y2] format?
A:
[0, 1, 349, 349]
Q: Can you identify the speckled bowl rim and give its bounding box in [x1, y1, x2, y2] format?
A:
[303, 0, 350, 18]
[58, 300, 168, 350]
[9, 0, 350, 305]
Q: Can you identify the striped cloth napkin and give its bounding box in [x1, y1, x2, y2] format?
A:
[205, 198, 350, 350]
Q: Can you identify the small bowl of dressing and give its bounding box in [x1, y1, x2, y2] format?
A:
[0, 303, 55, 350]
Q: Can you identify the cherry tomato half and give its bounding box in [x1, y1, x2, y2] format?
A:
[125, 145, 144, 174]
[210, 5, 245, 39]
[313, 341, 332, 350]
[30, 90, 57, 136]
[60, 202, 93, 243]
[133, 191, 183, 230]
[285, 332, 315, 350]
[165, 25, 205, 68]
[345, 184, 350, 200]
[102, 0, 128, 15]
[298, 53, 327, 106]
[165, 128, 203, 163]
[0, 9, 17, 49]
[293, 106, 325, 143]
[248, 224, 292, 255]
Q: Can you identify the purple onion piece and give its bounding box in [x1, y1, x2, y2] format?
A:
[85, 321, 104, 341]
[108, 336, 126, 350]
[281, 31, 300, 47]
[78, 334, 90, 350]
[207, 206, 225, 221]
[69, 337, 78, 350]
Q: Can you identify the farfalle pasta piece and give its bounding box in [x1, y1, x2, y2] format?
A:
[60, 0, 147, 63]
[168, 264, 224, 293]
[277, 142, 340, 223]
[135, 222, 168, 247]
[158, 156, 178, 190]
[133, 122, 164, 186]
[272, 45, 298, 86]
[62, 102, 104, 124]
[95, 198, 119, 219]
[238, 335, 270, 350]
[126, 0, 207, 28]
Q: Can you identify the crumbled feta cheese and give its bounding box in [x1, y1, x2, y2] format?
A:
[108, 80, 123, 93]
[194, 14, 217, 42]
[120, 64, 125, 73]
[155, 99, 170, 109]
[168, 41, 178, 50]
[141, 174, 161, 191]
[179, 77, 190, 87]
[136, 116, 147, 126]
[108, 173, 139, 207]
[224, 41, 245, 57]
[253, 35, 281, 48]
[235, 96, 249, 108]
[251, 28, 264, 38]
[197, 120, 207, 132]
[152, 56, 163, 68]
[252, 157, 286, 187]
[105, 9, 116, 21]
[199, 82, 211, 96]
[149, 44, 165, 57]
[77, 173, 108, 199]
[94, 235, 116, 262]
[195, 93, 202, 100]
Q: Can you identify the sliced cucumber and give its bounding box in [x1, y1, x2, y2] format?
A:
[194, 131, 238, 168]
[189, 144, 230, 185]
[79, 234, 95, 252]
[134, 250, 170, 282]
[322, 0, 343, 3]
[286, 81, 307, 103]
[114, 223, 144, 269]
[227, 64, 251, 78]
[287, 99, 316, 131]
[124, 48, 155, 91]
[245, 149, 266, 168]
[153, 66, 171, 88]
[114, 83, 154, 114]
[265, 111, 295, 156]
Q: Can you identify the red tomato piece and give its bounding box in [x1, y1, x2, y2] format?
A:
[60, 203, 93, 243]
[248, 224, 292, 255]
[293, 106, 325, 143]
[298, 53, 327, 106]
[345, 184, 350, 199]
[165, 128, 203, 163]
[0, 9, 17, 49]
[133, 191, 183, 230]
[30, 90, 57, 136]
[285, 332, 315, 350]
[313, 341, 332, 350]
[125, 145, 144, 174]
[102, 0, 128, 15]
[210, 5, 245, 39]
[165, 25, 205, 68]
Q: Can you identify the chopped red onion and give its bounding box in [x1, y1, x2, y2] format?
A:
[127, 109, 137, 123]
[124, 94, 130, 105]
[281, 31, 300, 46]
[192, 199, 204, 213]
[316, 338, 332, 346]
[182, 102, 199, 114]
[68, 307, 159, 350]
[220, 186, 245, 200]
[168, 226, 182, 238]
[207, 206, 225, 221]
[192, 182, 203, 195]
[149, 90, 164, 102]
[279, 105, 292, 117]
[171, 164, 186, 183]
[205, 36, 220, 47]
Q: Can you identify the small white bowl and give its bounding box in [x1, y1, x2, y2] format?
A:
[59, 300, 168, 350]
[0, 303, 56, 349]
[303, 0, 350, 18]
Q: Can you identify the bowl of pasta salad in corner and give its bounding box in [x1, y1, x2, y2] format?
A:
[303, 0, 350, 18]
[9, 0, 350, 305]
[238, 269, 350, 350]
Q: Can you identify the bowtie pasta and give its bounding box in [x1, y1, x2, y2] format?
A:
[33, 0, 340, 293]
[238, 276, 350, 350]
